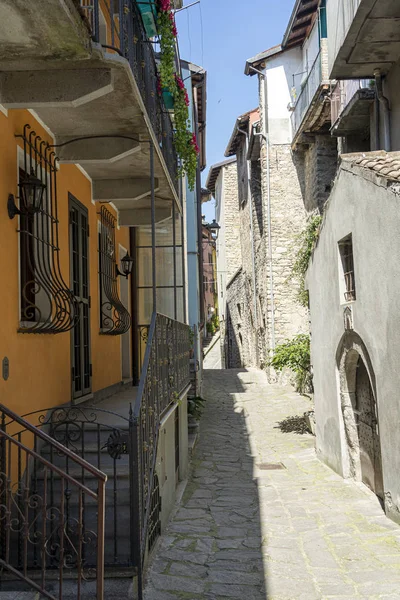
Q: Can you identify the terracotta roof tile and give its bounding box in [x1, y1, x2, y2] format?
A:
[341, 151, 400, 183]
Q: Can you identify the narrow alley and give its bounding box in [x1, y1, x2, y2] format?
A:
[144, 365, 400, 600]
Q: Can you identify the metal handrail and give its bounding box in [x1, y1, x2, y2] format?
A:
[0, 403, 106, 599]
[291, 50, 322, 137]
[130, 312, 190, 599]
[0, 404, 107, 480]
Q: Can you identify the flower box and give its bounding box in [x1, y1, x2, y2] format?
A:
[137, 0, 158, 38]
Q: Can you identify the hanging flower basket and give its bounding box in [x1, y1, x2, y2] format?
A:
[138, 0, 158, 38]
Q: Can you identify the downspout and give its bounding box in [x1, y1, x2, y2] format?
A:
[374, 69, 391, 152]
[236, 126, 258, 350]
[193, 86, 205, 331]
[248, 66, 276, 351]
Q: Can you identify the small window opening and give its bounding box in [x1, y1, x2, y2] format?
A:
[339, 235, 356, 302]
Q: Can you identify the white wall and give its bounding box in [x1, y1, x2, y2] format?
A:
[264, 46, 302, 144]
[307, 163, 400, 523]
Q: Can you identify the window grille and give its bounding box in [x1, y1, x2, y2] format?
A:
[98, 205, 131, 335]
[18, 124, 78, 333]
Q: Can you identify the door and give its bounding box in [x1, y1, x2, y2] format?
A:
[69, 195, 91, 401]
[356, 359, 383, 499]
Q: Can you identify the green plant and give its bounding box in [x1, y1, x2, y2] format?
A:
[157, 4, 176, 92]
[156, 1, 199, 190]
[206, 321, 216, 335]
[291, 215, 322, 306]
[269, 334, 312, 394]
[188, 396, 206, 420]
[211, 313, 219, 330]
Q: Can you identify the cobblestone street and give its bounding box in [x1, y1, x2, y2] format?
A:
[144, 365, 400, 600]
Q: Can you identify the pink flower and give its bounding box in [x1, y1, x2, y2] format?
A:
[190, 132, 200, 154]
[158, 0, 171, 12]
[184, 89, 190, 107]
[169, 12, 178, 36]
[175, 74, 185, 91]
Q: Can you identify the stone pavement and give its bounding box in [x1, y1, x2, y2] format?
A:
[143, 368, 400, 599]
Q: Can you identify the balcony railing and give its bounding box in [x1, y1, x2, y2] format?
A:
[291, 51, 322, 138]
[80, 0, 178, 192]
[131, 312, 191, 599]
[331, 79, 372, 127]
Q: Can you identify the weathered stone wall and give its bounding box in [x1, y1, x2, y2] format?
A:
[223, 163, 241, 281]
[265, 144, 309, 352]
[294, 135, 338, 213]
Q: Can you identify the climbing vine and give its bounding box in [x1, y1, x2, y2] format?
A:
[156, 0, 199, 190]
[269, 334, 312, 394]
[291, 215, 322, 307]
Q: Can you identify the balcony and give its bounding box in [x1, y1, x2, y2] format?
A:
[0, 0, 180, 226]
[327, 0, 400, 79]
[290, 49, 331, 148]
[331, 79, 375, 137]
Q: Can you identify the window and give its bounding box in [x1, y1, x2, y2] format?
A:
[339, 234, 356, 302]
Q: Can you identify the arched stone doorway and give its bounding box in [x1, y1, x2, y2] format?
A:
[337, 332, 384, 500]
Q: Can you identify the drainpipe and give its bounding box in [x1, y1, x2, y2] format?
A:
[236, 126, 258, 354]
[374, 69, 391, 152]
[248, 66, 276, 351]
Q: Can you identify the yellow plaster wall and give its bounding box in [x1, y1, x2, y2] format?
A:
[0, 109, 130, 418]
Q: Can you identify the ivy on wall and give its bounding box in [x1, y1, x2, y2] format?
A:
[157, 0, 199, 190]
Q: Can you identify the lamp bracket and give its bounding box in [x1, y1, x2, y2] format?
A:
[8, 194, 21, 220]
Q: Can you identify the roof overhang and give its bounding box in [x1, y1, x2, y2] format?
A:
[282, 0, 320, 49]
[205, 157, 236, 196]
[244, 45, 283, 75]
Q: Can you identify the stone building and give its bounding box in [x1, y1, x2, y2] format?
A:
[306, 0, 400, 523]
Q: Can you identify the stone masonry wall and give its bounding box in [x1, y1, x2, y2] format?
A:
[265, 144, 309, 352]
[223, 163, 241, 281]
[296, 134, 338, 213]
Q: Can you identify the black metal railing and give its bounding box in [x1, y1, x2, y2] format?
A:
[0, 404, 106, 599]
[130, 312, 190, 598]
[79, 0, 178, 191]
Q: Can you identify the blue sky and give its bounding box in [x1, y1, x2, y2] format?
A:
[176, 0, 295, 221]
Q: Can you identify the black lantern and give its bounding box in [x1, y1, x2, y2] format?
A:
[8, 170, 46, 219]
[207, 219, 221, 239]
[116, 252, 134, 279]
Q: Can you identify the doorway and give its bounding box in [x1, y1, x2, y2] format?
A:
[69, 194, 92, 401]
[356, 358, 384, 499]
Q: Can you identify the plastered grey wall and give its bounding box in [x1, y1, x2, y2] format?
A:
[307, 164, 400, 523]
[156, 397, 188, 531]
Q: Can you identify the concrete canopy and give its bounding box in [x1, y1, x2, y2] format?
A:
[330, 0, 400, 78]
[0, 0, 180, 227]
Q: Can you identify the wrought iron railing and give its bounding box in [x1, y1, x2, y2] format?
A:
[0, 404, 106, 599]
[130, 312, 190, 598]
[79, 0, 178, 192]
[17, 125, 78, 333]
[98, 205, 131, 335]
[291, 51, 322, 138]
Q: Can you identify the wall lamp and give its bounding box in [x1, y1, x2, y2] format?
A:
[116, 252, 134, 279]
[207, 219, 221, 240]
[8, 171, 46, 219]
